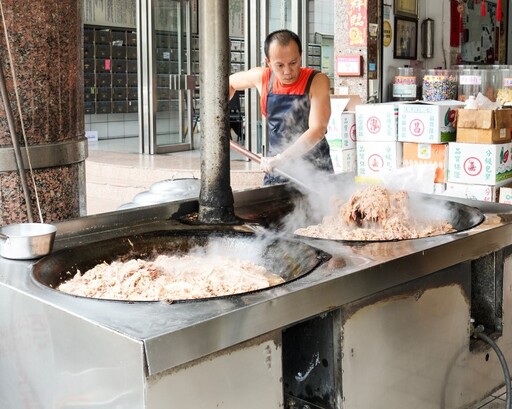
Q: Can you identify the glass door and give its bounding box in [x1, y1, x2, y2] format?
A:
[139, 0, 196, 154]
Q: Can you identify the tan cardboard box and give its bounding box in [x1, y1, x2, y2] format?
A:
[456, 109, 512, 144]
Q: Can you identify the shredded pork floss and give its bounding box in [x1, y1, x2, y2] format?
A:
[295, 185, 454, 241]
[58, 253, 284, 301]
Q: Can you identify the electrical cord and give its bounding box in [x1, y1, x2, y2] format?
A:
[473, 324, 511, 409]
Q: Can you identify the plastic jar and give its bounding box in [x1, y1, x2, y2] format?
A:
[422, 69, 458, 101]
[392, 67, 419, 101]
[457, 68, 485, 102]
[496, 68, 512, 105]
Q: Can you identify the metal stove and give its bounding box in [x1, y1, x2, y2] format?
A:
[2, 176, 512, 409]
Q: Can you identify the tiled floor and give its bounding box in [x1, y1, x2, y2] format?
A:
[85, 137, 263, 214]
[470, 386, 509, 409]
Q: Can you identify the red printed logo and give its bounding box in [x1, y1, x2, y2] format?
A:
[368, 154, 384, 172]
[409, 119, 424, 137]
[350, 124, 356, 141]
[366, 117, 381, 134]
[463, 157, 482, 176]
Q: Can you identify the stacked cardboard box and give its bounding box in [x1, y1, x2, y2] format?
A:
[444, 108, 512, 202]
[326, 95, 361, 173]
[396, 100, 463, 192]
[355, 103, 402, 180]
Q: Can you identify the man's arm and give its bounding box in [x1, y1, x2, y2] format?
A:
[229, 66, 265, 99]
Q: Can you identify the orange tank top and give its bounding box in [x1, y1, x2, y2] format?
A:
[260, 67, 316, 118]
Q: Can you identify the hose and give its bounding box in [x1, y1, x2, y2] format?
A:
[473, 324, 511, 409]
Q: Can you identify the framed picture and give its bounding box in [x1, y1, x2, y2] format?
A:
[394, 0, 418, 18]
[393, 16, 418, 60]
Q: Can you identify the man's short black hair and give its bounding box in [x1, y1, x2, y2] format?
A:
[263, 29, 302, 58]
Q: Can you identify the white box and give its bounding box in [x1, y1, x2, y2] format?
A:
[447, 142, 512, 185]
[356, 141, 403, 178]
[443, 182, 499, 202]
[499, 183, 512, 204]
[355, 103, 398, 142]
[398, 100, 465, 143]
[326, 111, 356, 150]
[330, 148, 356, 174]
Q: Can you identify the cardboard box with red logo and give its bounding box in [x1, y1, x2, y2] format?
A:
[443, 182, 500, 202]
[356, 141, 402, 178]
[456, 108, 512, 144]
[398, 100, 465, 143]
[326, 96, 358, 150]
[447, 142, 512, 185]
[402, 142, 449, 183]
[355, 103, 398, 142]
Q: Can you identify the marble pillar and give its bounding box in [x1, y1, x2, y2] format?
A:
[0, 0, 86, 225]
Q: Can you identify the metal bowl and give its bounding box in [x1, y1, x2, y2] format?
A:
[0, 223, 57, 260]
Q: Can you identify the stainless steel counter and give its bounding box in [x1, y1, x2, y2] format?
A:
[2, 181, 512, 408]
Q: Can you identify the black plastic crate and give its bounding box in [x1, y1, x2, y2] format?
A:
[84, 58, 94, 73]
[83, 44, 94, 59]
[84, 73, 95, 87]
[112, 101, 128, 113]
[112, 59, 127, 73]
[113, 87, 127, 100]
[127, 87, 138, 99]
[127, 73, 137, 86]
[96, 73, 112, 87]
[84, 101, 95, 114]
[111, 30, 126, 44]
[112, 73, 127, 87]
[127, 100, 138, 113]
[84, 87, 96, 101]
[83, 27, 94, 44]
[96, 44, 111, 58]
[126, 46, 137, 60]
[112, 45, 126, 59]
[95, 59, 111, 73]
[97, 87, 112, 101]
[96, 101, 112, 114]
[126, 60, 137, 73]
[94, 29, 111, 44]
[127, 31, 137, 46]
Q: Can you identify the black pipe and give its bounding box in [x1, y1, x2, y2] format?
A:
[473, 325, 511, 409]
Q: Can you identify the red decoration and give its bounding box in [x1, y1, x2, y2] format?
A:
[497, 0, 502, 21]
[481, 0, 486, 17]
[450, 0, 460, 47]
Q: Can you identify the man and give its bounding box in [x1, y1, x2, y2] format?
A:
[229, 29, 334, 185]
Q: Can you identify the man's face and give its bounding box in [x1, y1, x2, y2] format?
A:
[265, 40, 302, 85]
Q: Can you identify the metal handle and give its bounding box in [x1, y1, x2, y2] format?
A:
[229, 140, 316, 193]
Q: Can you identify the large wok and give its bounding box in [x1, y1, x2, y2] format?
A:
[31, 228, 331, 302]
[293, 194, 485, 242]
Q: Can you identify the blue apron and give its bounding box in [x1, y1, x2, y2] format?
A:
[264, 70, 334, 185]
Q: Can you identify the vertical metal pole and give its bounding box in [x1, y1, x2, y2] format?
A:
[198, 0, 237, 223]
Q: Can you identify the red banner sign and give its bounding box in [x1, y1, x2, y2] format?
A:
[348, 0, 368, 46]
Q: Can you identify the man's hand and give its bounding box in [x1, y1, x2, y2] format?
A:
[260, 154, 282, 173]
